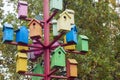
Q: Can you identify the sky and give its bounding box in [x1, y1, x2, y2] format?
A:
[2, 0, 14, 15]
[0, 0, 14, 28]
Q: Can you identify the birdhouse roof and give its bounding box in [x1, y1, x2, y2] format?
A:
[53, 46, 66, 54]
[15, 26, 28, 32]
[32, 63, 43, 72]
[68, 59, 78, 64]
[18, 1, 28, 5]
[52, 19, 57, 24]
[71, 25, 77, 32]
[79, 35, 89, 40]
[3, 23, 13, 28]
[59, 11, 71, 19]
[28, 19, 42, 27]
[17, 53, 27, 59]
[65, 9, 75, 14]
[3, 23, 13, 31]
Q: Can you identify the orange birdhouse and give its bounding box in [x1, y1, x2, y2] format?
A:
[28, 19, 42, 39]
[67, 59, 78, 78]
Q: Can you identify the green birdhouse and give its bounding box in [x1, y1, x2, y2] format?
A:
[51, 46, 66, 69]
[50, 0, 63, 11]
[76, 35, 89, 52]
[52, 19, 59, 36]
[32, 63, 44, 80]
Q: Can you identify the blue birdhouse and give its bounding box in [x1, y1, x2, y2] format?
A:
[16, 26, 29, 44]
[66, 25, 77, 44]
[2, 23, 14, 43]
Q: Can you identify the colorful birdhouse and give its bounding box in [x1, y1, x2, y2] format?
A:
[27, 52, 36, 61]
[64, 36, 76, 50]
[16, 53, 27, 73]
[28, 19, 42, 39]
[66, 25, 77, 44]
[65, 9, 75, 24]
[51, 46, 66, 68]
[50, 0, 63, 11]
[16, 26, 29, 44]
[57, 11, 72, 32]
[52, 19, 59, 36]
[76, 35, 89, 52]
[18, 1, 28, 19]
[67, 59, 78, 78]
[17, 45, 29, 51]
[2, 23, 13, 43]
[32, 63, 44, 80]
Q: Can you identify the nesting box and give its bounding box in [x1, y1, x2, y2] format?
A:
[16, 53, 27, 73]
[18, 1, 28, 19]
[65, 9, 75, 24]
[16, 26, 29, 44]
[52, 19, 59, 36]
[51, 46, 66, 68]
[28, 19, 42, 39]
[2, 23, 13, 43]
[67, 59, 78, 78]
[64, 36, 76, 50]
[32, 63, 44, 80]
[66, 25, 77, 44]
[57, 11, 72, 32]
[76, 35, 89, 52]
[27, 52, 36, 61]
[50, 0, 63, 11]
[17, 45, 29, 51]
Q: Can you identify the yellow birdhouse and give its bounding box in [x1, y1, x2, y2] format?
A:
[67, 59, 78, 78]
[65, 9, 75, 24]
[57, 11, 72, 32]
[16, 52, 27, 73]
[17, 45, 29, 51]
[28, 19, 42, 39]
[64, 36, 76, 50]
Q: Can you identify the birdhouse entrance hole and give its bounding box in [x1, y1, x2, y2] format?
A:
[58, 51, 61, 54]
[64, 16, 66, 20]
[33, 23, 36, 28]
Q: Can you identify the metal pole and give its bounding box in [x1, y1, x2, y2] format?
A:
[43, 0, 50, 80]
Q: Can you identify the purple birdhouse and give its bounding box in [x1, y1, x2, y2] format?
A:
[18, 1, 28, 19]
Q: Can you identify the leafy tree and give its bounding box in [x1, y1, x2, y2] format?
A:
[1, 0, 120, 80]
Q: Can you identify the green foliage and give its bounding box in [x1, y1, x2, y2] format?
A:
[0, 0, 120, 80]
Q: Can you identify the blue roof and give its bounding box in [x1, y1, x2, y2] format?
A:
[16, 26, 28, 32]
[71, 25, 77, 32]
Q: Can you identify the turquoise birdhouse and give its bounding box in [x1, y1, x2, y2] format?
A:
[50, 0, 63, 11]
[66, 25, 77, 44]
[32, 63, 44, 80]
[51, 46, 66, 69]
[16, 26, 29, 44]
[52, 19, 59, 36]
[2, 23, 14, 43]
